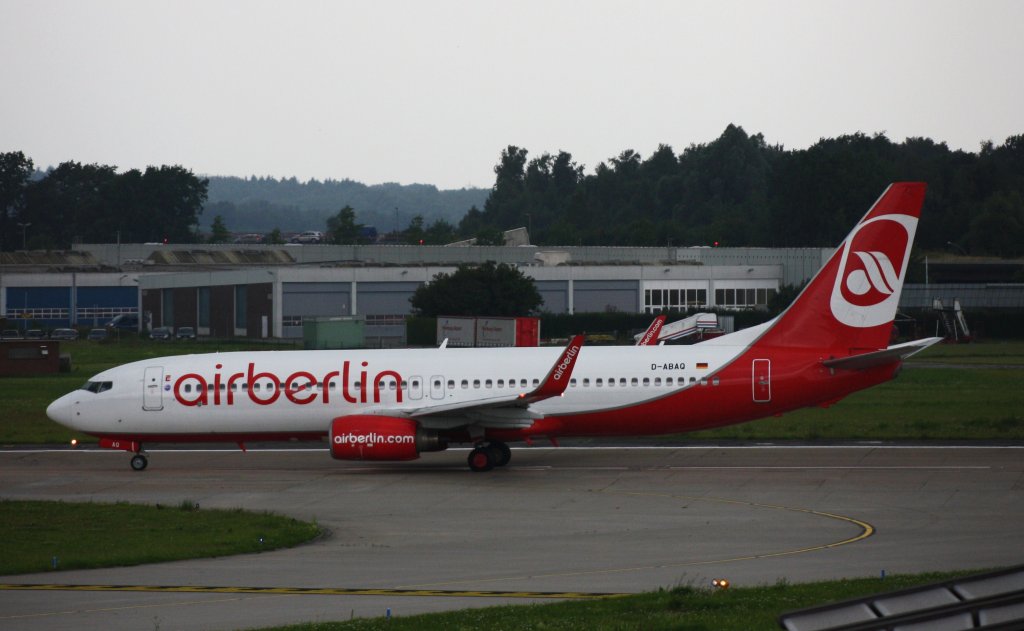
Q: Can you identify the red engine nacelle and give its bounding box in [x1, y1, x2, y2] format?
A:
[329, 415, 446, 461]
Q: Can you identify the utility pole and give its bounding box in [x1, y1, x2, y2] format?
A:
[17, 222, 30, 249]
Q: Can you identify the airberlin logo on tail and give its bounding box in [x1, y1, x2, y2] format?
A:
[847, 251, 900, 296]
[829, 214, 917, 328]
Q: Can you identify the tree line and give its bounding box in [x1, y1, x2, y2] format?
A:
[0, 153, 207, 250]
[472, 125, 1024, 256]
[203, 176, 487, 234]
[4, 124, 1023, 255]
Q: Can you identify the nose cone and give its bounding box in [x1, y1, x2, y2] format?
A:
[46, 394, 74, 428]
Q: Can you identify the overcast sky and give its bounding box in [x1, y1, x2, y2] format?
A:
[2, 1, 1022, 190]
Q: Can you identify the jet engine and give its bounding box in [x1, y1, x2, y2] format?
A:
[329, 415, 446, 461]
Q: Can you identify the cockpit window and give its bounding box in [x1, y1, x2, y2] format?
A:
[80, 380, 113, 393]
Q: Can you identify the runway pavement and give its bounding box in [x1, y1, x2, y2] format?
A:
[1, 444, 1022, 630]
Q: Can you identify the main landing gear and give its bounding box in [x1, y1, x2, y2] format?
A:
[467, 441, 512, 472]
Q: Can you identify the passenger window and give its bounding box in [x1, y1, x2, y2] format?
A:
[712, 377, 720, 386]
[583, 378, 590, 387]
[447, 380, 455, 389]
[461, 379, 469, 389]
[689, 377, 696, 384]
[654, 377, 662, 386]
[497, 379, 504, 388]
[642, 378, 650, 386]
[620, 378, 627, 386]
[520, 379, 528, 388]
[485, 379, 492, 388]
[569, 378, 576, 387]
[700, 378, 708, 386]
[473, 379, 480, 389]
[666, 377, 674, 386]
[608, 378, 615, 387]
[631, 378, 638, 386]
[532, 379, 539, 387]
[596, 378, 603, 386]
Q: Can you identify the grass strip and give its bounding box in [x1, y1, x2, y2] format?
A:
[264, 570, 980, 631]
[0, 499, 320, 575]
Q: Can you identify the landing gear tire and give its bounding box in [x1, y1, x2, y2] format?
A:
[468, 447, 494, 472]
[489, 442, 512, 467]
[130, 454, 148, 471]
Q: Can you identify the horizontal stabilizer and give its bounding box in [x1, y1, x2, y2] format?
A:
[821, 337, 944, 371]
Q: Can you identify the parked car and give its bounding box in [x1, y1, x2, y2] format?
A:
[233, 233, 264, 244]
[290, 230, 324, 244]
[87, 328, 108, 341]
[1, 329, 23, 340]
[150, 326, 173, 341]
[176, 326, 196, 340]
[24, 329, 45, 339]
[106, 313, 139, 330]
[50, 328, 79, 340]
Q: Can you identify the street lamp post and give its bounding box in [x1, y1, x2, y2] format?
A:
[17, 222, 30, 250]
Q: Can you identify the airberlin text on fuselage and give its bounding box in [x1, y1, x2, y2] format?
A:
[172, 361, 403, 407]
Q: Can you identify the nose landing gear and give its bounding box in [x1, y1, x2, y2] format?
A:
[98, 438, 148, 471]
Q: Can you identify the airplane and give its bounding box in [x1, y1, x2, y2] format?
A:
[634, 312, 719, 345]
[47, 182, 941, 472]
[635, 315, 666, 345]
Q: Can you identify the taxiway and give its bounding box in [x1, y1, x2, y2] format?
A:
[1, 444, 1021, 630]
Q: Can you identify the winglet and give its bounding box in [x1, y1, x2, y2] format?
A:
[635, 315, 667, 345]
[520, 334, 585, 403]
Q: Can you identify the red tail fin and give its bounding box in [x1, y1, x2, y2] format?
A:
[636, 315, 667, 345]
[761, 182, 926, 352]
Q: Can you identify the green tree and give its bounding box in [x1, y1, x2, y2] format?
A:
[265, 227, 285, 244]
[402, 215, 426, 244]
[0, 151, 34, 251]
[474, 227, 505, 245]
[208, 215, 230, 243]
[424, 219, 456, 244]
[967, 191, 1024, 257]
[410, 261, 543, 317]
[326, 205, 365, 244]
[139, 165, 208, 243]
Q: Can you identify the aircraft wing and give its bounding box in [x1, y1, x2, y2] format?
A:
[821, 337, 944, 371]
[384, 335, 585, 428]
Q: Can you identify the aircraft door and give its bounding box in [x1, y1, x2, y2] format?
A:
[429, 375, 445, 400]
[143, 366, 164, 411]
[752, 359, 771, 403]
